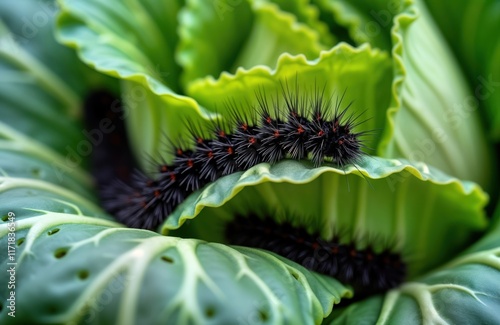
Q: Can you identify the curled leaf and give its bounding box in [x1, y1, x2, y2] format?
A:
[165, 157, 488, 278]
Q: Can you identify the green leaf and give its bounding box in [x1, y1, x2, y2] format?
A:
[0, 121, 97, 201]
[331, 205, 500, 325]
[267, 0, 336, 47]
[57, 0, 183, 92]
[164, 157, 488, 279]
[188, 44, 393, 155]
[0, 178, 108, 222]
[231, 1, 327, 72]
[0, 211, 350, 324]
[0, 23, 81, 155]
[424, 0, 500, 140]
[178, 0, 326, 87]
[176, 0, 254, 86]
[377, 0, 493, 191]
[311, 0, 394, 50]
[0, 0, 116, 156]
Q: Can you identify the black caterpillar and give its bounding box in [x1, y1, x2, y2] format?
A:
[83, 89, 137, 186]
[85, 85, 369, 230]
[226, 214, 406, 295]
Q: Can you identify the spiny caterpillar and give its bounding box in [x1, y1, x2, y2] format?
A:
[86, 83, 370, 230]
[226, 214, 406, 295]
[83, 89, 137, 185]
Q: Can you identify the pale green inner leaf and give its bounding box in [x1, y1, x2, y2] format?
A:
[424, 0, 500, 140]
[377, 0, 493, 190]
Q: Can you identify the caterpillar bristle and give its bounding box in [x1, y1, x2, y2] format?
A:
[225, 213, 406, 296]
[256, 92, 286, 164]
[157, 167, 186, 207]
[101, 170, 170, 230]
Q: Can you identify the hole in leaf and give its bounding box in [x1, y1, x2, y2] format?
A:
[0, 302, 3, 312]
[16, 238, 25, 246]
[205, 306, 216, 318]
[161, 256, 174, 264]
[47, 228, 60, 236]
[1, 215, 8, 222]
[54, 247, 69, 259]
[31, 168, 41, 177]
[78, 270, 89, 280]
[259, 309, 269, 322]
